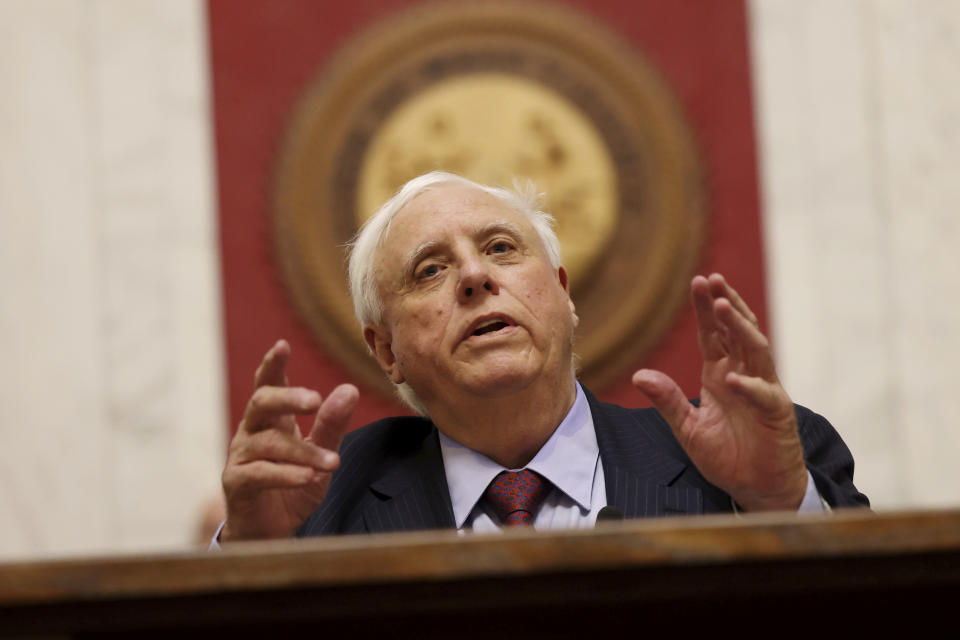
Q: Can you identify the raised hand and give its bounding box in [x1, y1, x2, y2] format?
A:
[632, 274, 807, 511]
[220, 340, 359, 541]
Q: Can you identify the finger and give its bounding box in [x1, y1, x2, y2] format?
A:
[631, 369, 693, 434]
[254, 340, 291, 389]
[691, 276, 727, 361]
[309, 384, 360, 451]
[223, 460, 328, 494]
[707, 273, 758, 327]
[714, 298, 776, 378]
[231, 428, 339, 471]
[724, 372, 792, 418]
[241, 386, 322, 434]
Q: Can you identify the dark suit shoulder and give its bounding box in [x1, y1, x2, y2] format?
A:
[298, 415, 448, 537]
[590, 396, 670, 427]
[583, 386, 868, 511]
[338, 415, 435, 460]
[584, 389, 694, 464]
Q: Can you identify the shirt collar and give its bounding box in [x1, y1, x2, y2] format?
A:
[438, 382, 599, 528]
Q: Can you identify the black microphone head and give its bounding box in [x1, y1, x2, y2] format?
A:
[595, 505, 624, 525]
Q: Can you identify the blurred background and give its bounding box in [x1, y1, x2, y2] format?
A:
[1, 0, 958, 560]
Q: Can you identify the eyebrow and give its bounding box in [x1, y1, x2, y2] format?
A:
[478, 220, 524, 240]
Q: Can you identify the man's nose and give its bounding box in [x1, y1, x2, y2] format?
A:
[457, 256, 499, 303]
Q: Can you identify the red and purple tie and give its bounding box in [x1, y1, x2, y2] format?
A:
[484, 469, 550, 527]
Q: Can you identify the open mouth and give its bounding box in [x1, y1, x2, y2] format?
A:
[472, 320, 510, 336]
[465, 315, 516, 340]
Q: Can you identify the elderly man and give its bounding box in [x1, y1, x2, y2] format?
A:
[219, 172, 867, 542]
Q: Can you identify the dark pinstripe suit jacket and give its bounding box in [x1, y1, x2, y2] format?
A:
[298, 387, 868, 536]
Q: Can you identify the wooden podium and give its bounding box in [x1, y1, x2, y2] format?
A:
[2, 509, 959, 637]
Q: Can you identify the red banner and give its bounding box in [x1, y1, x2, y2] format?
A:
[208, 0, 765, 434]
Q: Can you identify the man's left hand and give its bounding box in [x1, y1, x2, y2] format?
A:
[632, 273, 808, 511]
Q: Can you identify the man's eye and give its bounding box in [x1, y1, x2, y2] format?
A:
[418, 264, 440, 279]
[490, 241, 513, 254]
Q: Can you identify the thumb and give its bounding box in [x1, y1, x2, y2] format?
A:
[309, 384, 360, 452]
[631, 369, 692, 433]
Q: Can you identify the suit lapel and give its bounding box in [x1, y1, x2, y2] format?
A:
[363, 427, 457, 533]
[585, 388, 703, 518]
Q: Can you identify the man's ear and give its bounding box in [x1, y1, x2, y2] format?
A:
[363, 324, 405, 384]
[558, 266, 570, 292]
[558, 266, 579, 328]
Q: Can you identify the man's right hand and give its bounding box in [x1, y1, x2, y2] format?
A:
[220, 340, 359, 542]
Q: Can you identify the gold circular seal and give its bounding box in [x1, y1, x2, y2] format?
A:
[273, 1, 705, 399]
[356, 72, 618, 292]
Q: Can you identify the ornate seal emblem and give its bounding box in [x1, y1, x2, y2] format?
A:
[273, 1, 705, 399]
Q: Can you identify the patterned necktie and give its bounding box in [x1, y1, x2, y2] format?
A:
[484, 469, 550, 527]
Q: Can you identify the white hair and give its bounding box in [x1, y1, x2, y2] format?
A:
[346, 171, 563, 414]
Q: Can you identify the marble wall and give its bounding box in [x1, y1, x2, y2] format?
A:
[751, 0, 960, 508]
[0, 0, 957, 559]
[0, 0, 226, 558]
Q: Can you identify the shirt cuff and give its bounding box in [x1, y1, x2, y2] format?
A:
[730, 469, 826, 514]
[797, 469, 829, 513]
[207, 520, 225, 551]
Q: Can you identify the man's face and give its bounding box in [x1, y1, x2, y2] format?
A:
[364, 185, 578, 408]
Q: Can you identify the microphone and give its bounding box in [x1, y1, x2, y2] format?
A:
[595, 505, 623, 526]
